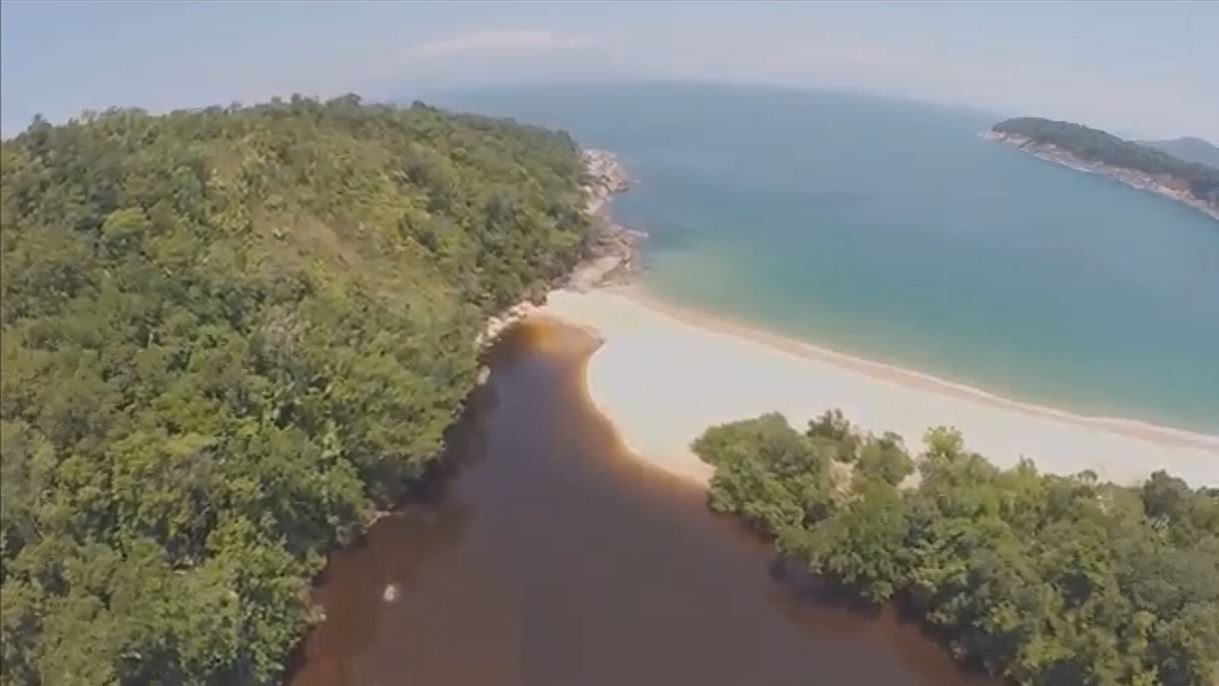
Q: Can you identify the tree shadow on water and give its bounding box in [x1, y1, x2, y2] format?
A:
[284, 365, 504, 684]
[765, 555, 883, 617]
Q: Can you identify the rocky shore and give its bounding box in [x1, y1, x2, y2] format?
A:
[480, 149, 639, 345]
[567, 149, 642, 290]
[985, 130, 1219, 221]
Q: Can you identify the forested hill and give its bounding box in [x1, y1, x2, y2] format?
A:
[991, 117, 1219, 210]
[1139, 137, 1219, 169]
[0, 96, 590, 684]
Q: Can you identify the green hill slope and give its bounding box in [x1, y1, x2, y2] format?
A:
[0, 96, 590, 684]
[1139, 137, 1219, 169]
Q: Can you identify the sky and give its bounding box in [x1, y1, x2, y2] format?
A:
[2, 1, 1217, 140]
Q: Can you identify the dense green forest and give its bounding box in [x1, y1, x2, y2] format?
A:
[0, 96, 591, 684]
[993, 117, 1219, 207]
[694, 411, 1219, 686]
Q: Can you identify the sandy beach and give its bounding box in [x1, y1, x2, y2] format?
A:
[535, 287, 1219, 488]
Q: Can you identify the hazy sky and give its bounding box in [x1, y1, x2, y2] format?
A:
[3, 1, 1217, 140]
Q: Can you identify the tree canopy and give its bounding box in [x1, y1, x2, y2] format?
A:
[694, 412, 1219, 685]
[0, 95, 591, 684]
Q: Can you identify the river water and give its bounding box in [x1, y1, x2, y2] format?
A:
[288, 320, 996, 686]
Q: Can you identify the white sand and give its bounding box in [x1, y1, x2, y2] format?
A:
[536, 288, 1219, 488]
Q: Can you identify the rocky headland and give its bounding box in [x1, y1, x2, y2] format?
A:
[985, 128, 1219, 222]
[481, 148, 640, 344]
[567, 149, 643, 290]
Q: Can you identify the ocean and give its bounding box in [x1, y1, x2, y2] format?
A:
[435, 83, 1219, 434]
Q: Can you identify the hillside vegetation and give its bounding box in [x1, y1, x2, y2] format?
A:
[695, 411, 1219, 686]
[0, 96, 590, 684]
[993, 117, 1219, 208]
[1138, 137, 1219, 170]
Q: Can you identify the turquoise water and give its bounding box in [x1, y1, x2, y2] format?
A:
[437, 83, 1219, 433]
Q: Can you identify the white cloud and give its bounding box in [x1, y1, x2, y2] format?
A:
[408, 30, 597, 59]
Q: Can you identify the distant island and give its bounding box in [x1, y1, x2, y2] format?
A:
[1139, 136, 1219, 169]
[985, 117, 1219, 221]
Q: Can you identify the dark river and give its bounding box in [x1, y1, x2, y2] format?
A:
[289, 319, 997, 686]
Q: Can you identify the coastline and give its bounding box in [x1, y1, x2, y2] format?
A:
[567, 148, 643, 290]
[984, 130, 1219, 222]
[510, 145, 1219, 489]
[535, 287, 1219, 488]
[481, 149, 638, 345]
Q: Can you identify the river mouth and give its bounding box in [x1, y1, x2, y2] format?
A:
[288, 318, 995, 686]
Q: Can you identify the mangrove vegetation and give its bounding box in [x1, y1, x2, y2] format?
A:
[694, 411, 1219, 686]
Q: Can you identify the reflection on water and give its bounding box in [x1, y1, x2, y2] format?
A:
[289, 319, 996, 686]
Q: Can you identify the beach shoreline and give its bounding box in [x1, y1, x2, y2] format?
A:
[533, 286, 1219, 488]
[520, 146, 1218, 489]
[621, 284, 1219, 452]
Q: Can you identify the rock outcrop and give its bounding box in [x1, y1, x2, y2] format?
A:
[480, 149, 641, 347]
[567, 150, 643, 291]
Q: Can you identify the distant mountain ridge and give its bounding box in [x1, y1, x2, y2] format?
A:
[1138, 137, 1219, 169]
[986, 117, 1219, 221]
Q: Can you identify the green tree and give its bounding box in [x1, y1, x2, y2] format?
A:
[694, 410, 1219, 685]
[854, 432, 914, 487]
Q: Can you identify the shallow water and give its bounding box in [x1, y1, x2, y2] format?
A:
[288, 321, 995, 686]
[437, 83, 1219, 433]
